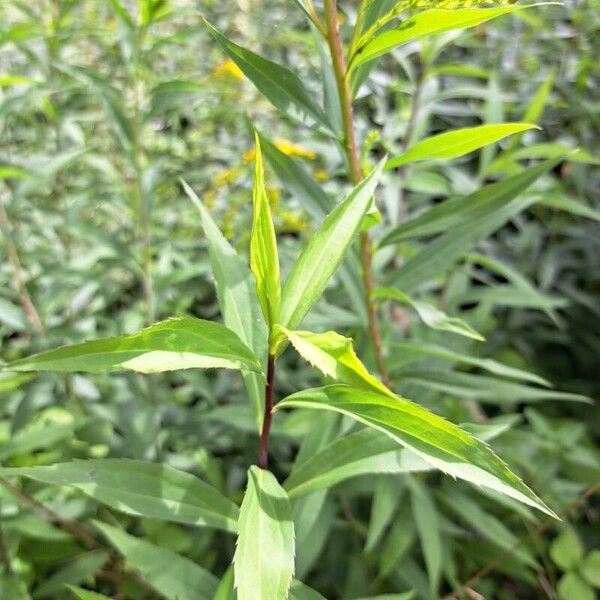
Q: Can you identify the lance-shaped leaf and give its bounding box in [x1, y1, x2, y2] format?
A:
[205, 20, 330, 130]
[387, 158, 561, 292]
[275, 326, 391, 396]
[380, 157, 562, 246]
[276, 385, 557, 517]
[94, 521, 218, 600]
[4, 317, 262, 375]
[284, 428, 429, 499]
[386, 123, 538, 170]
[183, 180, 267, 431]
[389, 340, 550, 387]
[250, 135, 281, 330]
[279, 159, 385, 334]
[234, 466, 295, 600]
[373, 287, 484, 341]
[352, 5, 542, 69]
[0, 459, 239, 532]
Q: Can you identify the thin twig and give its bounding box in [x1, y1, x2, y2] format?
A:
[258, 354, 276, 469]
[0, 477, 99, 549]
[0, 199, 45, 336]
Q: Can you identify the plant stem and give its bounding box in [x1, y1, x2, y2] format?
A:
[258, 354, 276, 469]
[0, 200, 45, 336]
[0, 477, 98, 549]
[324, 0, 390, 385]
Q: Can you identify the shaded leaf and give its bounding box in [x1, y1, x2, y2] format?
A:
[95, 521, 218, 600]
[204, 21, 330, 130]
[0, 460, 239, 532]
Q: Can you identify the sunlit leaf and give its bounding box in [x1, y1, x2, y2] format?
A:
[276, 385, 557, 517]
[387, 123, 538, 169]
[278, 159, 385, 335]
[4, 317, 262, 375]
[250, 135, 281, 330]
[234, 466, 295, 600]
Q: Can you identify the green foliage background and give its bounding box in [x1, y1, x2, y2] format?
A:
[0, 1, 599, 599]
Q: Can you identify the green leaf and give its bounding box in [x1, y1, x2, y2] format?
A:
[258, 130, 333, 219]
[352, 5, 542, 69]
[538, 194, 600, 223]
[279, 159, 385, 333]
[94, 521, 218, 600]
[67, 586, 112, 600]
[213, 567, 235, 600]
[33, 551, 109, 599]
[387, 123, 538, 169]
[558, 573, 595, 600]
[0, 459, 239, 532]
[204, 20, 330, 130]
[409, 478, 442, 593]
[183, 180, 267, 431]
[284, 428, 429, 499]
[373, 287, 484, 341]
[386, 158, 561, 292]
[380, 157, 561, 246]
[234, 466, 295, 600]
[4, 317, 262, 375]
[581, 551, 600, 588]
[250, 135, 281, 331]
[400, 370, 590, 404]
[289, 580, 327, 600]
[0, 421, 82, 461]
[365, 477, 403, 554]
[275, 326, 391, 396]
[389, 340, 550, 387]
[276, 385, 556, 517]
[551, 529, 585, 571]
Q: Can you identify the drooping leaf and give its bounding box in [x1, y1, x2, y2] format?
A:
[275, 326, 391, 395]
[276, 385, 556, 516]
[373, 287, 484, 341]
[250, 135, 281, 330]
[204, 20, 330, 130]
[352, 5, 542, 69]
[94, 521, 218, 600]
[4, 317, 262, 375]
[278, 159, 385, 334]
[0, 460, 239, 532]
[234, 466, 295, 600]
[387, 123, 538, 169]
[183, 180, 267, 431]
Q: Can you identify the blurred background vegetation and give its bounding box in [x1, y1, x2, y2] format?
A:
[0, 1, 599, 599]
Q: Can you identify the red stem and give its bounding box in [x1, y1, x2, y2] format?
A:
[258, 354, 276, 469]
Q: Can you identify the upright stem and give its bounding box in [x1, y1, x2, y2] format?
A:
[258, 354, 276, 469]
[324, 0, 390, 385]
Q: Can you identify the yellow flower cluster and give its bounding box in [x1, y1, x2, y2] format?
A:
[210, 58, 244, 81]
[243, 138, 317, 163]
